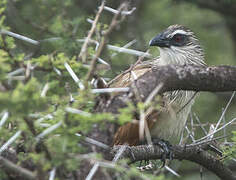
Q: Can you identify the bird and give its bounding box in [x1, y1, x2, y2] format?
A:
[110, 24, 207, 147]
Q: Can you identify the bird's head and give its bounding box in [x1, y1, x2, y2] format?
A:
[149, 24, 205, 66]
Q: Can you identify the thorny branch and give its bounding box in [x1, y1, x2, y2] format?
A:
[111, 143, 236, 180]
[2, 1, 236, 179]
[78, 1, 105, 63]
[94, 64, 236, 179]
[96, 65, 236, 113]
[85, 2, 129, 81]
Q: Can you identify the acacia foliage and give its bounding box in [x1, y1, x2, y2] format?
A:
[0, 0, 236, 179]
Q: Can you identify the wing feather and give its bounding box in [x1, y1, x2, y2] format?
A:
[110, 60, 163, 146]
[113, 110, 159, 146]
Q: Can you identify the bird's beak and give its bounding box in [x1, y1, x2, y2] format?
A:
[149, 33, 170, 47]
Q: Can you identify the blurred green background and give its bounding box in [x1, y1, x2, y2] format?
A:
[2, 0, 236, 179]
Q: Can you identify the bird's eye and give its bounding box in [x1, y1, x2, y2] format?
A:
[174, 34, 182, 42]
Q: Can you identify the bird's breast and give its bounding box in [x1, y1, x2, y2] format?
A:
[150, 90, 195, 143]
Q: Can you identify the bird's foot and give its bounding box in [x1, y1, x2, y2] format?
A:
[137, 161, 154, 171]
[139, 159, 150, 167]
[152, 138, 173, 168]
[126, 146, 136, 161]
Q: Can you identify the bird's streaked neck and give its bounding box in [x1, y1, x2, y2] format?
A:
[158, 46, 205, 66]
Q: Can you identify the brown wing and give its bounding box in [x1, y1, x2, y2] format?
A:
[113, 110, 159, 146]
[110, 60, 163, 146]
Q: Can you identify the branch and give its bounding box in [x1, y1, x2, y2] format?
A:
[85, 2, 129, 81]
[111, 144, 236, 180]
[0, 155, 36, 180]
[93, 64, 236, 178]
[78, 1, 105, 63]
[96, 65, 236, 113]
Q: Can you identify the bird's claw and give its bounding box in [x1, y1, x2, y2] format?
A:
[152, 138, 173, 168]
[126, 146, 136, 161]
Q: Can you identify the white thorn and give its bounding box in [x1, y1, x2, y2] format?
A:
[75, 133, 109, 150]
[64, 62, 85, 90]
[7, 68, 25, 77]
[0, 111, 9, 127]
[49, 167, 56, 180]
[0, 130, 22, 154]
[35, 114, 54, 125]
[91, 87, 129, 93]
[102, 6, 136, 15]
[41, 83, 50, 97]
[165, 165, 180, 177]
[35, 121, 62, 142]
[112, 145, 127, 162]
[0, 30, 39, 45]
[131, 71, 138, 80]
[85, 162, 99, 180]
[65, 107, 91, 117]
[107, 44, 151, 57]
[53, 67, 62, 76]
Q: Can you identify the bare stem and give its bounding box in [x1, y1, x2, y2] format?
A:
[0, 156, 36, 180]
[79, 1, 105, 62]
[85, 2, 128, 82]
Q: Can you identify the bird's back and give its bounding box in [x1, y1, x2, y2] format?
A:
[108, 59, 157, 88]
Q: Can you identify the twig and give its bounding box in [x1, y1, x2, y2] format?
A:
[24, 117, 52, 161]
[79, 1, 105, 62]
[223, 108, 228, 143]
[194, 117, 236, 143]
[185, 126, 196, 143]
[130, 71, 152, 145]
[193, 113, 223, 155]
[193, 113, 208, 135]
[0, 156, 36, 180]
[188, 135, 230, 147]
[144, 83, 163, 105]
[177, 92, 198, 114]
[85, 2, 128, 81]
[214, 91, 235, 131]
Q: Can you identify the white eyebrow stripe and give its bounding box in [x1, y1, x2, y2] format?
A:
[170, 29, 192, 37]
